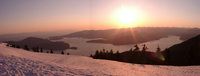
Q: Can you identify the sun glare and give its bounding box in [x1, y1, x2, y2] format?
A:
[115, 6, 140, 28]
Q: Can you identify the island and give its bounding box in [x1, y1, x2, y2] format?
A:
[6, 37, 76, 50]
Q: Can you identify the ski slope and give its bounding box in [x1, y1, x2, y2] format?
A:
[0, 43, 200, 76]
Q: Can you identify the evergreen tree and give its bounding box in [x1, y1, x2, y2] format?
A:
[142, 44, 148, 63]
[116, 51, 120, 55]
[36, 46, 39, 52]
[90, 54, 93, 57]
[102, 48, 106, 53]
[11, 44, 16, 48]
[142, 44, 148, 53]
[134, 44, 139, 51]
[24, 45, 29, 51]
[109, 49, 113, 55]
[156, 45, 161, 53]
[40, 48, 43, 53]
[106, 50, 109, 54]
[6, 44, 9, 47]
[32, 47, 35, 52]
[50, 49, 53, 54]
[61, 51, 64, 55]
[16, 45, 20, 48]
[129, 48, 133, 52]
[99, 51, 103, 58]
[115, 51, 120, 61]
[94, 50, 99, 58]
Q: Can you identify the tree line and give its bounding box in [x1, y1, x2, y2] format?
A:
[6, 44, 70, 55]
[90, 44, 166, 65]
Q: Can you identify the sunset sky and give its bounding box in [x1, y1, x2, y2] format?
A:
[0, 0, 200, 35]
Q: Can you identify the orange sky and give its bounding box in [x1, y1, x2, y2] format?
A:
[0, 0, 200, 35]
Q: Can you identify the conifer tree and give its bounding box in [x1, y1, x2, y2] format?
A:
[40, 48, 43, 53]
[61, 51, 64, 55]
[24, 45, 29, 51]
[129, 48, 133, 52]
[110, 49, 113, 55]
[115, 51, 120, 61]
[36, 46, 39, 52]
[16, 45, 20, 48]
[142, 44, 148, 53]
[134, 44, 139, 51]
[32, 47, 36, 52]
[94, 50, 99, 58]
[6, 44, 9, 47]
[50, 49, 53, 53]
[156, 46, 161, 53]
[90, 54, 93, 57]
[102, 48, 106, 53]
[12, 44, 16, 48]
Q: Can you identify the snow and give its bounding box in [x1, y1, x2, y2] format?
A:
[0, 43, 200, 76]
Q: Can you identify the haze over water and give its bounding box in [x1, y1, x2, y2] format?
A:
[54, 36, 183, 56]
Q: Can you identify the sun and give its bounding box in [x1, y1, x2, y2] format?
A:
[115, 6, 140, 28]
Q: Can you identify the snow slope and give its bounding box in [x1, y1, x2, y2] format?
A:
[0, 43, 200, 76]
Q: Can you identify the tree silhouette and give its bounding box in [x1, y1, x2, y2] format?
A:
[36, 46, 39, 52]
[16, 45, 20, 48]
[40, 48, 43, 53]
[50, 49, 53, 54]
[129, 48, 133, 52]
[24, 45, 29, 51]
[61, 51, 64, 54]
[134, 44, 140, 51]
[142, 44, 147, 54]
[32, 47, 36, 52]
[109, 49, 113, 55]
[11, 44, 16, 48]
[6, 44, 9, 47]
[156, 45, 161, 53]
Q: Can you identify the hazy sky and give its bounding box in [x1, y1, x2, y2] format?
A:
[0, 0, 200, 34]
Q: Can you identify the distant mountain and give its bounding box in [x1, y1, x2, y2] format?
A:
[0, 30, 75, 42]
[50, 27, 200, 45]
[163, 34, 200, 65]
[6, 37, 73, 50]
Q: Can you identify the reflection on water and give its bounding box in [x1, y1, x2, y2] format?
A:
[55, 36, 183, 56]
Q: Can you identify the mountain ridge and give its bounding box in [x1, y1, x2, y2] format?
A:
[50, 27, 200, 45]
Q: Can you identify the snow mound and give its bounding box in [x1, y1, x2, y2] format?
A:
[0, 43, 200, 76]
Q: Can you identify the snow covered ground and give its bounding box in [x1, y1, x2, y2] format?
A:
[0, 43, 200, 76]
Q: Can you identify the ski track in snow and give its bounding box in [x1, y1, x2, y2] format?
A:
[0, 43, 200, 76]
